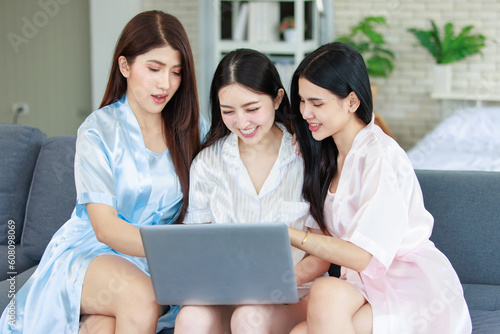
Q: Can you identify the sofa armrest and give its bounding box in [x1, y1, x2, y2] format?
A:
[415, 169, 500, 285]
[0, 124, 46, 244]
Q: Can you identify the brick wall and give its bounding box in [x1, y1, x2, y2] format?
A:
[141, 0, 500, 150]
[334, 0, 500, 149]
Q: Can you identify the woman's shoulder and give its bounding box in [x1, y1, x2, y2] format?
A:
[78, 99, 125, 137]
[276, 124, 301, 166]
[193, 136, 228, 165]
[354, 126, 413, 177]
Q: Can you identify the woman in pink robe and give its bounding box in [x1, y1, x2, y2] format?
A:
[287, 42, 472, 333]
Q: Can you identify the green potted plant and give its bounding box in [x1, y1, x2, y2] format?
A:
[335, 16, 395, 106]
[408, 20, 487, 94]
[336, 16, 395, 79]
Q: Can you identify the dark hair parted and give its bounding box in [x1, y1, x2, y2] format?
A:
[100, 10, 201, 222]
[203, 48, 292, 149]
[290, 42, 373, 232]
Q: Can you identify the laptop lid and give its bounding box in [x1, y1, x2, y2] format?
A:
[140, 223, 301, 305]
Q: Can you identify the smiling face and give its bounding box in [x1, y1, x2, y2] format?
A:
[219, 83, 283, 147]
[298, 77, 360, 142]
[119, 45, 182, 118]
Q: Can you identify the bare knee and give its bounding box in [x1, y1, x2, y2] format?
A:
[307, 277, 368, 332]
[231, 305, 275, 333]
[308, 278, 356, 317]
[79, 315, 115, 334]
[353, 303, 373, 334]
[175, 306, 216, 332]
[175, 305, 230, 334]
[309, 277, 343, 307]
[290, 321, 307, 334]
[115, 277, 160, 327]
[81, 256, 160, 332]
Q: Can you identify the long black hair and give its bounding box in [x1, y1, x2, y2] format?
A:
[290, 42, 373, 232]
[203, 48, 292, 149]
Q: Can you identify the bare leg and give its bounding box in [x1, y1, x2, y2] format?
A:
[353, 303, 373, 334]
[174, 305, 235, 334]
[80, 255, 161, 334]
[306, 277, 372, 334]
[79, 314, 115, 334]
[231, 300, 307, 334]
[290, 321, 308, 334]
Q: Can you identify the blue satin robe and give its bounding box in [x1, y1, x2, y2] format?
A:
[0, 95, 206, 333]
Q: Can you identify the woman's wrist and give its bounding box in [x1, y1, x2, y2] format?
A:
[288, 227, 309, 248]
[301, 230, 311, 245]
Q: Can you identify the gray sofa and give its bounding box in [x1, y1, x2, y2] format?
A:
[1, 123, 499, 333]
[0, 124, 77, 306]
[416, 169, 500, 333]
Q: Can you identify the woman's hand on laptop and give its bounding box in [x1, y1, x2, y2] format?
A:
[291, 228, 331, 286]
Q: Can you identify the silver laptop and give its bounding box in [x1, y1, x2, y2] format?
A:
[140, 223, 309, 305]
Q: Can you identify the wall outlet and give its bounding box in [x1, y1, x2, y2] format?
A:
[12, 103, 29, 115]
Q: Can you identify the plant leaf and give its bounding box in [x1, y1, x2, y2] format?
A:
[408, 20, 488, 64]
[373, 45, 395, 59]
[367, 55, 394, 78]
[364, 29, 385, 45]
[408, 28, 440, 61]
[335, 16, 394, 78]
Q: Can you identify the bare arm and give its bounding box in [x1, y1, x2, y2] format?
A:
[86, 203, 145, 257]
[294, 228, 332, 285]
[289, 227, 373, 273]
[294, 256, 331, 286]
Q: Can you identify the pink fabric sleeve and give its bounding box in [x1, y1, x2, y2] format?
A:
[341, 158, 409, 279]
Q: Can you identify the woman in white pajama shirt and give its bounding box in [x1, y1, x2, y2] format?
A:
[174, 49, 330, 334]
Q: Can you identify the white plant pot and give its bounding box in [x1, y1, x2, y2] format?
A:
[433, 64, 452, 94]
[283, 29, 297, 43]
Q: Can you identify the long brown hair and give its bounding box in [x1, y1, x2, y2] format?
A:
[100, 10, 201, 222]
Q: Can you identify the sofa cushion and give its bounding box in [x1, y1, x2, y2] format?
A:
[0, 265, 37, 311]
[469, 309, 500, 334]
[21, 136, 77, 261]
[464, 283, 500, 333]
[0, 244, 38, 281]
[415, 170, 500, 285]
[463, 284, 500, 311]
[0, 124, 46, 244]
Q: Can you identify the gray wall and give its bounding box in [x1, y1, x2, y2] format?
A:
[1, 0, 91, 137]
[89, 0, 142, 111]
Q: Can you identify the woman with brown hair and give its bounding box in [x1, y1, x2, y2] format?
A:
[0, 11, 206, 333]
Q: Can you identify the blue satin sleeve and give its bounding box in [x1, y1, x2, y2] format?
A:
[74, 118, 117, 212]
[200, 115, 210, 143]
